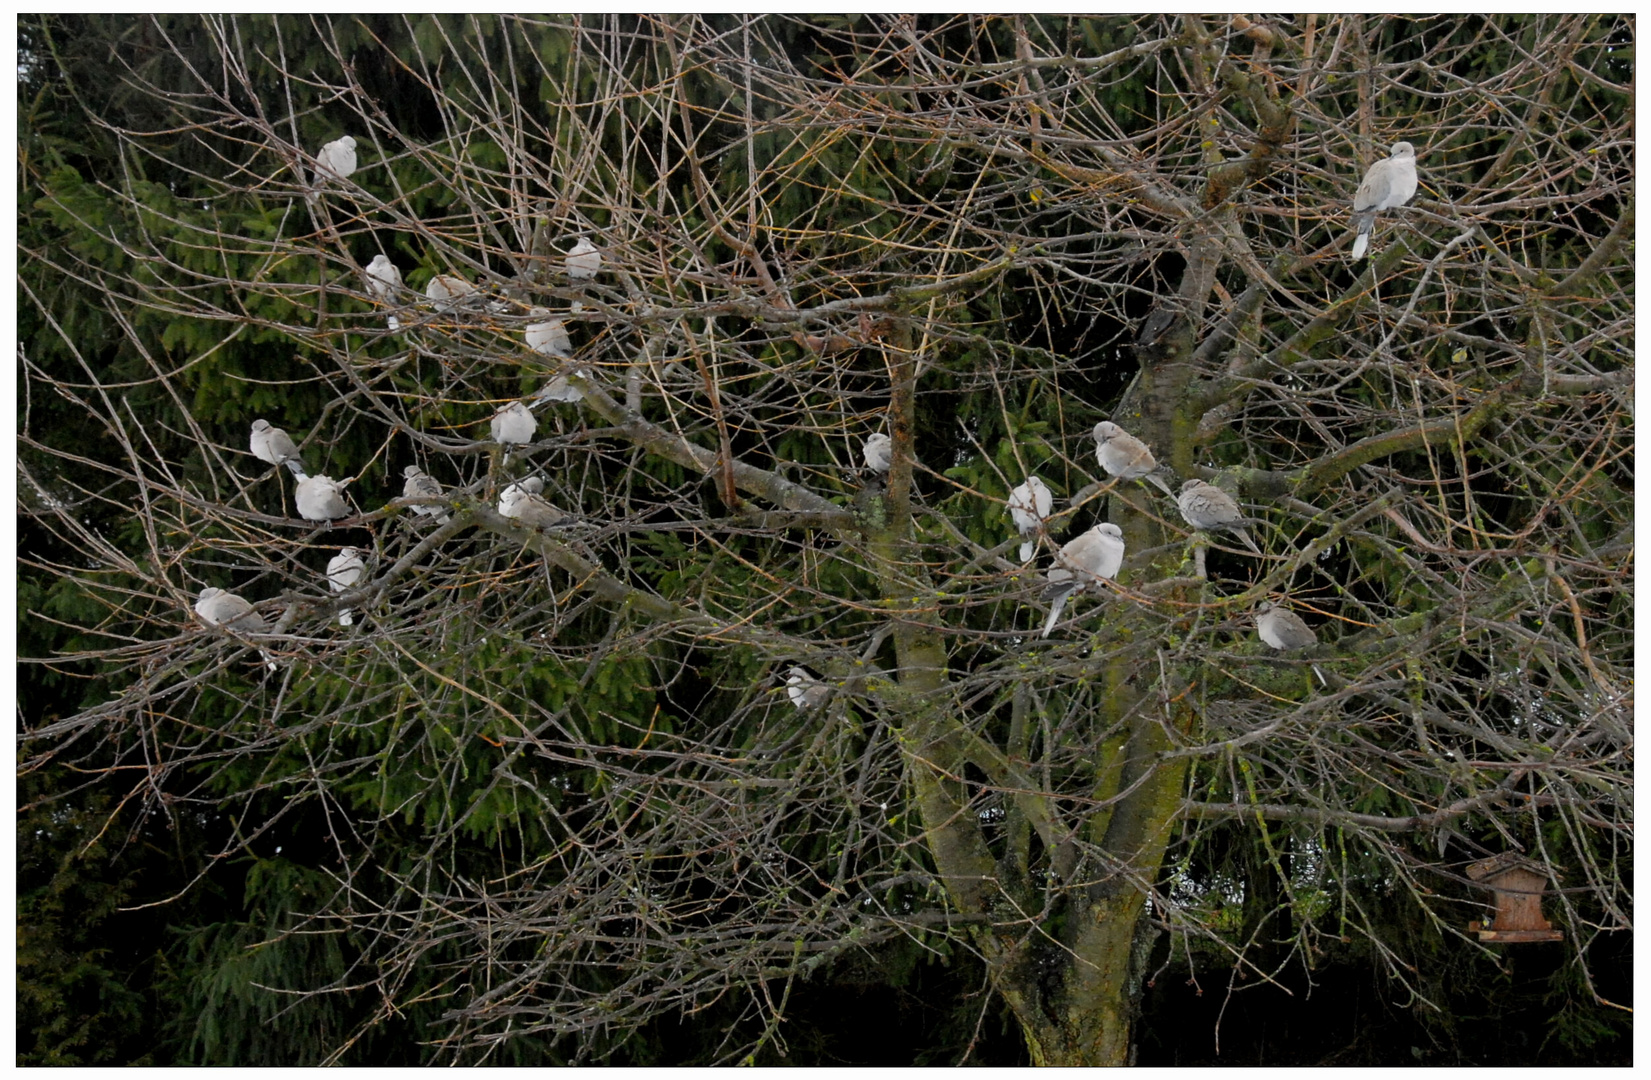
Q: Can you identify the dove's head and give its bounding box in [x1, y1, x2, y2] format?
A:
[339, 546, 361, 559]
[1096, 523, 1123, 539]
[866, 433, 891, 450]
[1256, 600, 1277, 615]
[1094, 420, 1120, 443]
[251, 419, 271, 433]
[1391, 141, 1415, 158]
[197, 586, 221, 603]
[1179, 479, 1203, 494]
[338, 136, 356, 151]
[519, 477, 545, 494]
[403, 464, 425, 479]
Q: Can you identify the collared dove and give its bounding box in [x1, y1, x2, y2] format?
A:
[490, 401, 537, 445]
[1007, 476, 1053, 562]
[525, 307, 572, 357]
[326, 547, 366, 627]
[531, 371, 590, 405]
[295, 474, 351, 522]
[1176, 479, 1261, 554]
[195, 586, 278, 671]
[786, 666, 830, 710]
[1094, 421, 1175, 496]
[1256, 600, 1317, 651]
[566, 236, 601, 281]
[1349, 141, 1418, 260]
[426, 274, 476, 312]
[498, 477, 569, 528]
[250, 419, 307, 479]
[863, 433, 892, 474]
[313, 135, 357, 185]
[401, 465, 450, 524]
[1040, 522, 1125, 637]
[366, 254, 403, 329]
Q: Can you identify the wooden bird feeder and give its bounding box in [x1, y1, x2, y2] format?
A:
[1466, 853, 1563, 943]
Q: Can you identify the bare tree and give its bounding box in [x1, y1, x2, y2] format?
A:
[20, 14, 1631, 1065]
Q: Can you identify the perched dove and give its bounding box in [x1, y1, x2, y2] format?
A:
[401, 465, 450, 524]
[194, 587, 277, 671]
[1349, 142, 1418, 260]
[313, 135, 357, 184]
[863, 433, 893, 474]
[1256, 600, 1317, 651]
[787, 666, 830, 710]
[1176, 479, 1261, 554]
[1007, 476, 1053, 562]
[566, 236, 602, 281]
[326, 547, 366, 627]
[250, 419, 307, 479]
[295, 474, 352, 522]
[531, 371, 589, 405]
[426, 274, 476, 312]
[498, 477, 569, 528]
[1040, 523, 1125, 637]
[1094, 421, 1175, 496]
[365, 254, 403, 329]
[490, 401, 537, 445]
[525, 307, 572, 356]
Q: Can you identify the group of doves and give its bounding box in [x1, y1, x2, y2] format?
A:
[788, 141, 1419, 706]
[201, 135, 1419, 687]
[195, 134, 603, 665]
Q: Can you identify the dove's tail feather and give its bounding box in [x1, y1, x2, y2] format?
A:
[1233, 527, 1263, 555]
[387, 315, 400, 330]
[259, 650, 279, 674]
[1018, 540, 1034, 563]
[1040, 593, 1070, 638]
[1145, 469, 1176, 497]
[339, 609, 353, 627]
[283, 458, 309, 480]
[1350, 221, 1373, 260]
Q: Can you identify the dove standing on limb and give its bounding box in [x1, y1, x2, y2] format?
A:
[313, 135, 357, 186]
[365, 255, 403, 329]
[490, 401, 537, 446]
[326, 547, 366, 627]
[401, 465, 450, 524]
[295, 474, 352, 522]
[525, 307, 572, 356]
[1256, 600, 1327, 687]
[1040, 523, 1125, 638]
[787, 667, 830, 710]
[250, 419, 307, 479]
[194, 587, 278, 672]
[1349, 142, 1418, 261]
[863, 433, 893, 475]
[1176, 479, 1261, 555]
[498, 477, 569, 529]
[565, 236, 602, 281]
[1094, 421, 1175, 496]
[425, 274, 476, 312]
[1007, 476, 1053, 563]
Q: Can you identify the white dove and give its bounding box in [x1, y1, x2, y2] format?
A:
[1094, 421, 1175, 496]
[498, 477, 569, 528]
[1041, 523, 1125, 638]
[1007, 476, 1053, 562]
[525, 307, 572, 356]
[365, 254, 403, 329]
[566, 236, 602, 281]
[250, 419, 307, 479]
[313, 135, 357, 185]
[326, 547, 366, 627]
[295, 474, 351, 522]
[194, 587, 278, 671]
[401, 465, 450, 524]
[1349, 142, 1418, 261]
[425, 273, 476, 313]
[863, 433, 893, 474]
[490, 401, 537, 446]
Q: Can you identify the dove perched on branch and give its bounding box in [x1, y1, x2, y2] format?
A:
[1007, 476, 1053, 563]
[250, 419, 307, 479]
[425, 274, 477, 312]
[1176, 479, 1261, 554]
[525, 307, 572, 357]
[565, 236, 602, 281]
[1257, 600, 1325, 686]
[787, 667, 830, 710]
[365, 254, 403, 329]
[401, 465, 450, 524]
[1349, 142, 1418, 261]
[1093, 421, 1175, 496]
[313, 135, 357, 185]
[1040, 523, 1125, 638]
[490, 401, 537, 446]
[194, 587, 278, 672]
[498, 477, 569, 529]
[863, 433, 892, 475]
[295, 474, 352, 522]
[326, 547, 366, 627]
